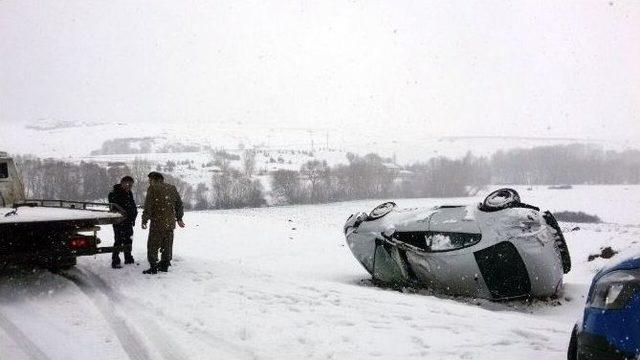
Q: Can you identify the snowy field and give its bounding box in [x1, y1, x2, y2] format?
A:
[1, 185, 639, 360]
[2, 120, 635, 164]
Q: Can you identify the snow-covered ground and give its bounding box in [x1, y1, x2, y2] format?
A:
[1, 186, 638, 359]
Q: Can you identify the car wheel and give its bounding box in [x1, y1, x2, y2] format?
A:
[368, 202, 396, 220]
[567, 325, 578, 360]
[481, 188, 521, 211]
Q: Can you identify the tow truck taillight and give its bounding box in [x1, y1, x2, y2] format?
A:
[68, 235, 93, 249]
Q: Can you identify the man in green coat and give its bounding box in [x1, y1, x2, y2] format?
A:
[141, 171, 185, 274]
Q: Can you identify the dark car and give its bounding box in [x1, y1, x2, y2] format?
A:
[568, 255, 640, 359]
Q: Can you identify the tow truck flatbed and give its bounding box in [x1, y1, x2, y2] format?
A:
[1, 202, 123, 226]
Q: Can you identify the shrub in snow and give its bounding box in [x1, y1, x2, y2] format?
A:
[588, 246, 618, 262]
[211, 168, 266, 209]
[553, 211, 601, 223]
[548, 185, 573, 190]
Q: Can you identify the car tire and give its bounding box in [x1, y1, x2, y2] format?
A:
[567, 325, 578, 360]
[480, 188, 521, 211]
[368, 202, 396, 220]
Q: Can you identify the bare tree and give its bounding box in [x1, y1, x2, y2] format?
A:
[129, 158, 152, 204]
[242, 150, 257, 178]
[80, 161, 109, 200]
[212, 167, 265, 209]
[14, 155, 44, 198]
[194, 182, 209, 209]
[271, 169, 302, 204]
[300, 160, 330, 202]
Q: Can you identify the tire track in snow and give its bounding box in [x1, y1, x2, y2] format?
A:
[0, 310, 51, 360]
[80, 268, 257, 360]
[118, 299, 258, 360]
[59, 270, 155, 360]
[77, 269, 186, 360]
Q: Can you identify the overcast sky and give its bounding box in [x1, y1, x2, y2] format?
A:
[1, 0, 638, 141]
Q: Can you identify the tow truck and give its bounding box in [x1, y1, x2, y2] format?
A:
[0, 152, 126, 270]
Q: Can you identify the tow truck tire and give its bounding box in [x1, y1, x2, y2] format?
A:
[567, 325, 578, 360]
[48, 257, 77, 272]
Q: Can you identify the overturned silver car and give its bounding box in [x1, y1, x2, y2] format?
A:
[344, 189, 571, 300]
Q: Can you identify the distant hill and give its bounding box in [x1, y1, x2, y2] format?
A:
[3, 120, 637, 165]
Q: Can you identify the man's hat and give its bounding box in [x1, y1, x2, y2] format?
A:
[148, 171, 164, 181]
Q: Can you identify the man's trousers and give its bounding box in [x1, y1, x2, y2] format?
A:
[147, 229, 174, 265]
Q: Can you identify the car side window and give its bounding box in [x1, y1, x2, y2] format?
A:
[393, 231, 481, 252]
[0, 163, 8, 179]
[426, 232, 481, 252]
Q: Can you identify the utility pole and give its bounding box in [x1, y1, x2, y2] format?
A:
[308, 130, 315, 152]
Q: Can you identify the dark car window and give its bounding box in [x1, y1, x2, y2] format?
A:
[0, 163, 8, 179]
[427, 232, 482, 251]
[373, 243, 410, 284]
[393, 231, 481, 252]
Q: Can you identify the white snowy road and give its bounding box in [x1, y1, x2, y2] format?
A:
[1, 186, 638, 359]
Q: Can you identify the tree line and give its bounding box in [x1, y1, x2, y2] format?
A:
[491, 144, 640, 185]
[12, 144, 640, 210]
[270, 152, 489, 205]
[13, 155, 195, 209]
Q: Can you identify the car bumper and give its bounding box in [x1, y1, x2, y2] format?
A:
[578, 331, 637, 360]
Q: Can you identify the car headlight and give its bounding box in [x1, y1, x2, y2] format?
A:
[588, 269, 640, 310]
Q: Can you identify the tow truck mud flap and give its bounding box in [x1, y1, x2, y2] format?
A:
[474, 241, 531, 299]
[71, 244, 132, 256]
[0, 245, 132, 262]
[95, 244, 131, 254]
[372, 239, 412, 286]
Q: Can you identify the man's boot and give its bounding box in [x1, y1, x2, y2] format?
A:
[158, 261, 169, 272]
[143, 264, 158, 274]
[111, 254, 122, 269]
[124, 253, 135, 264]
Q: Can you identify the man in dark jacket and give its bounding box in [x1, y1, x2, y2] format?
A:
[141, 172, 184, 274]
[108, 176, 138, 268]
